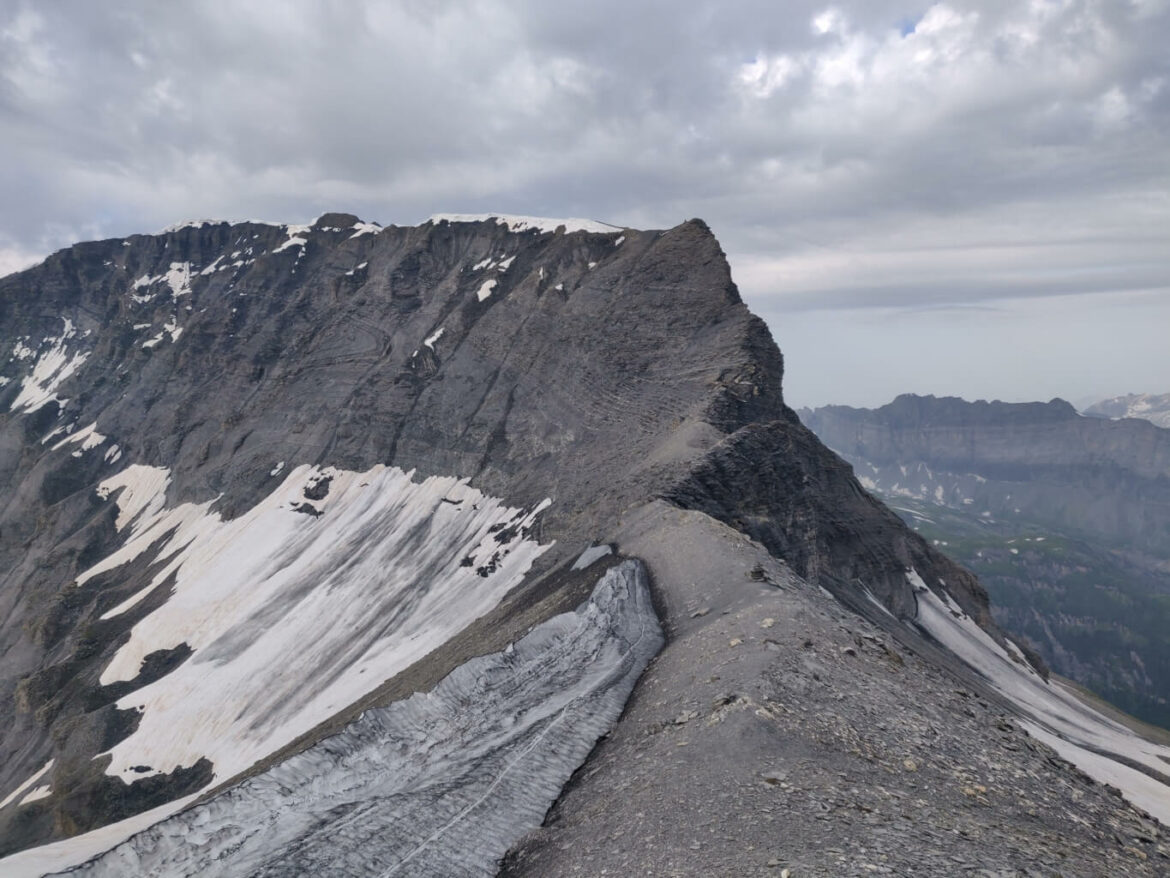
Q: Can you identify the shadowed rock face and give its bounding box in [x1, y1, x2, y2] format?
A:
[1, 218, 1164, 875]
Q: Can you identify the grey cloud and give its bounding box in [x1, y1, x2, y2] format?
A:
[0, 0, 1167, 403]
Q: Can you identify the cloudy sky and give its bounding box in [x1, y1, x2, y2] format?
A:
[1, 0, 1167, 407]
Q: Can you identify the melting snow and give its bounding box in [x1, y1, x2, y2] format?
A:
[349, 221, 381, 238]
[141, 317, 182, 350]
[200, 256, 225, 276]
[52, 421, 106, 453]
[132, 263, 193, 300]
[9, 318, 88, 413]
[496, 255, 516, 272]
[274, 236, 307, 253]
[19, 785, 51, 805]
[429, 214, 624, 235]
[73, 463, 553, 792]
[160, 220, 216, 233]
[0, 760, 53, 810]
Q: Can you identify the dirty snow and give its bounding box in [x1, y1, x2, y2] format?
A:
[72, 463, 553, 793]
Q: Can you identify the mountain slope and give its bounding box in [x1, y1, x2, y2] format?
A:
[801, 394, 1170, 727]
[0, 219, 1167, 874]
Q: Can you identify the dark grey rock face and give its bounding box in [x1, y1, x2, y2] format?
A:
[0, 218, 1165, 874]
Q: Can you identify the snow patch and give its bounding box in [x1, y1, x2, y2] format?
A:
[19, 785, 51, 806]
[430, 214, 624, 235]
[52, 421, 106, 453]
[349, 221, 381, 238]
[424, 328, 445, 349]
[0, 760, 53, 810]
[74, 463, 554, 794]
[274, 236, 307, 253]
[141, 316, 182, 350]
[200, 255, 225, 276]
[477, 278, 498, 301]
[571, 544, 613, 570]
[160, 220, 217, 233]
[9, 318, 88, 413]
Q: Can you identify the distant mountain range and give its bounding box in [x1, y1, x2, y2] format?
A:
[1084, 392, 1170, 429]
[801, 394, 1170, 728]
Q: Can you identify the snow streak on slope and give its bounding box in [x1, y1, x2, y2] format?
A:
[50, 561, 661, 878]
[8, 318, 89, 413]
[0, 762, 54, 810]
[74, 463, 553, 789]
[912, 571, 1170, 824]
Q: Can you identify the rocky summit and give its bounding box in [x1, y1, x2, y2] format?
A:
[0, 216, 1167, 876]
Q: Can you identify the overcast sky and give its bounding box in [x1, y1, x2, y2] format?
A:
[1, 0, 1167, 407]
